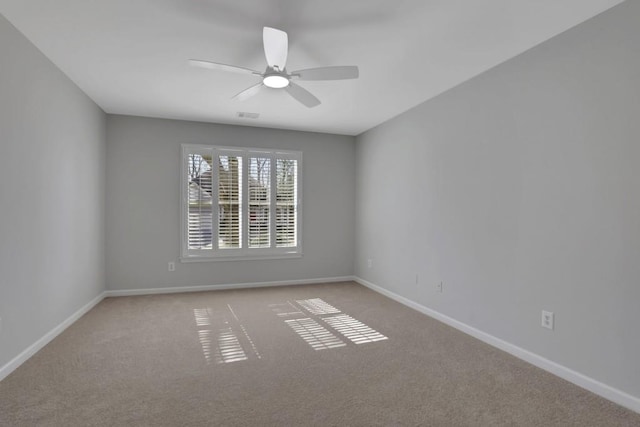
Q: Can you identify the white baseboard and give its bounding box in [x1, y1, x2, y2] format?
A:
[354, 276, 640, 414]
[0, 292, 106, 383]
[105, 276, 356, 297]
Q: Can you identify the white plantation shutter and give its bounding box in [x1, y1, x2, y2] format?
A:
[248, 157, 271, 248]
[182, 145, 301, 259]
[217, 155, 242, 249]
[276, 158, 297, 247]
[187, 152, 213, 249]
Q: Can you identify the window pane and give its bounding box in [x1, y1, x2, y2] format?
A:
[248, 157, 270, 248]
[276, 159, 297, 247]
[218, 155, 242, 249]
[187, 153, 213, 249]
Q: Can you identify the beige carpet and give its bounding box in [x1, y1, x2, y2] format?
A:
[1, 281, 638, 426]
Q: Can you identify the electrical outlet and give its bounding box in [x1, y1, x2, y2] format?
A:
[541, 310, 554, 330]
[367, 259, 373, 268]
[168, 262, 175, 272]
[436, 281, 443, 293]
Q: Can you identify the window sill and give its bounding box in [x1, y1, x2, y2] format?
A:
[180, 252, 303, 263]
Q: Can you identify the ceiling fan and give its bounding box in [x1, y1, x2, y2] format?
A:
[189, 27, 359, 108]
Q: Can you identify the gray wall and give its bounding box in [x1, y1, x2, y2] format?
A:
[355, 1, 640, 399]
[0, 16, 106, 368]
[106, 115, 355, 291]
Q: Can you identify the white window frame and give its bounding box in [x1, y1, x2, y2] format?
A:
[180, 144, 302, 262]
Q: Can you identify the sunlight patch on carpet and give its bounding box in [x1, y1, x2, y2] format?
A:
[285, 318, 346, 350]
[228, 304, 262, 360]
[193, 307, 260, 364]
[296, 298, 341, 315]
[322, 314, 388, 344]
[215, 328, 248, 363]
[275, 298, 389, 350]
[193, 308, 212, 326]
[197, 329, 215, 362]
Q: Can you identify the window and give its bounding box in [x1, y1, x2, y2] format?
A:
[181, 144, 302, 260]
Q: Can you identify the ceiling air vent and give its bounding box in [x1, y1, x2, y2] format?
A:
[237, 112, 260, 119]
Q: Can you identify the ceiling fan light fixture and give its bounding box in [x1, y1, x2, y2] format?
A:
[190, 26, 358, 107]
[263, 74, 289, 88]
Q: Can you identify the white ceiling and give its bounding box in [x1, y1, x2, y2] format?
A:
[0, 0, 625, 136]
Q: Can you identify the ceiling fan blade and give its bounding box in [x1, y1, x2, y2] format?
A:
[292, 66, 359, 81]
[188, 59, 261, 76]
[285, 82, 321, 108]
[263, 27, 288, 70]
[232, 82, 264, 101]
